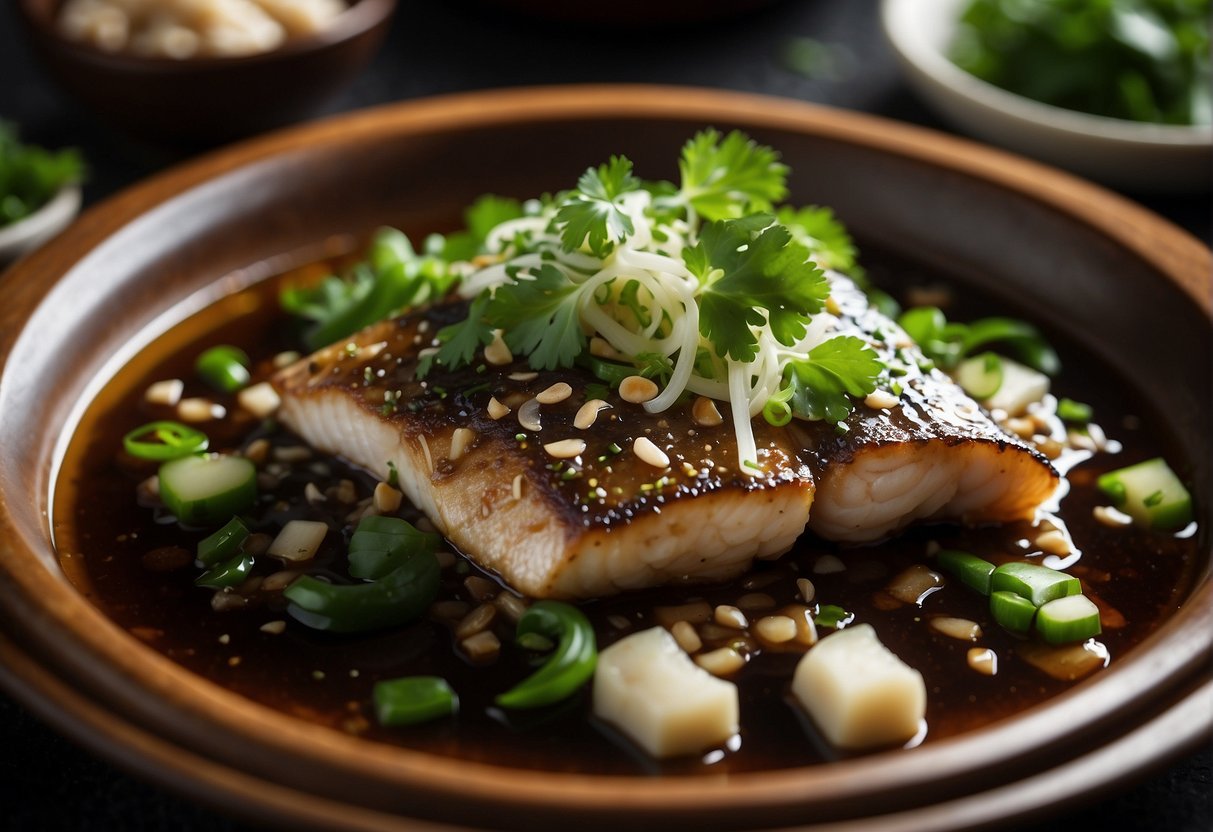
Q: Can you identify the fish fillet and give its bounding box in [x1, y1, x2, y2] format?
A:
[796, 274, 1059, 543]
[273, 306, 814, 599]
[273, 276, 1056, 596]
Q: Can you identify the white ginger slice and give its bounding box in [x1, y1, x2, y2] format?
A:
[593, 627, 738, 758]
[792, 623, 925, 750]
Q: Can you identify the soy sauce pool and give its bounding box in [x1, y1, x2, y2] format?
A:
[51, 246, 1203, 775]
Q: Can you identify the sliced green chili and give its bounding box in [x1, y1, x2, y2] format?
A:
[195, 552, 254, 588]
[990, 590, 1036, 634]
[990, 562, 1081, 607]
[1056, 398, 1093, 424]
[936, 549, 996, 596]
[283, 549, 439, 633]
[348, 515, 440, 580]
[196, 516, 250, 568]
[496, 601, 597, 709]
[814, 604, 852, 629]
[373, 676, 458, 726]
[1035, 595, 1102, 645]
[123, 421, 209, 461]
[196, 345, 252, 393]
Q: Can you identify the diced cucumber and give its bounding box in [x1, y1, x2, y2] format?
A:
[983, 357, 1049, 415]
[953, 352, 1003, 400]
[990, 562, 1080, 607]
[159, 454, 257, 527]
[936, 549, 996, 595]
[990, 590, 1036, 634]
[1035, 595, 1102, 645]
[1096, 457, 1193, 530]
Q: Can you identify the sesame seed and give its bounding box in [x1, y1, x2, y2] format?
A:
[714, 605, 748, 629]
[544, 438, 586, 459]
[864, 389, 900, 411]
[574, 399, 610, 430]
[754, 616, 797, 644]
[508, 371, 538, 382]
[484, 330, 513, 366]
[1034, 529, 1072, 556]
[691, 396, 724, 427]
[589, 336, 623, 360]
[260, 620, 287, 635]
[619, 375, 659, 404]
[694, 647, 746, 677]
[487, 397, 510, 420]
[633, 436, 670, 469]
[536, 382, 573, 404]
[450, 427, 476, 461]
[671, 620, 702, 654]
[177, 397, 225, 423]
[1093, 505, 1134, 528]
[144, 379, 184, 407]
[796, 578, 816, 603]
[967, 647, 998, 676]
[373, 482, 403, 513]
[930, 617, 983, 641]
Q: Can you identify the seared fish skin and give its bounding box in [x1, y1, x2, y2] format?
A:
[273, 305, 814, 599]
[798, 275, 1059, 543]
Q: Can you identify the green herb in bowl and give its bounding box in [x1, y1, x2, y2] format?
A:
[0, 122, 85, 228]
[949, 0, 1211, 126]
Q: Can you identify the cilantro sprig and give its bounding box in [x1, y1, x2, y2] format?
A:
[285, 129, 901, 472]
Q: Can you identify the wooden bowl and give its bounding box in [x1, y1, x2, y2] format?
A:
[15, 0, 396, 143]
[0, 86, 1208, 830]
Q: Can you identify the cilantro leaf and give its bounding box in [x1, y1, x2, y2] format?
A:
[555, 156, 639, 256]
[487, 265, 586, 371]
[634, 351, 674, 385]
[785, 336, 882, 423]
[679, 129, 788, 221]
[687, 217, 830, 361]
[776, 205, 858, 273]
[433, 293, 493, 371]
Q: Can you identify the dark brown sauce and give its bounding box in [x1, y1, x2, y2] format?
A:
[51, 246, 1203, 775]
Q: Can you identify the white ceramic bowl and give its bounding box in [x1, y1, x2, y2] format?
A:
[0, 184, 82, 267]
[881, 0, 1213, 192]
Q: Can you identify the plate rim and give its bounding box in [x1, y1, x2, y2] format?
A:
[0, 84, 1209, 828]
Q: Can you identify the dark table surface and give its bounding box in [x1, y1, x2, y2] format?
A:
[1, 1, 1210, 830]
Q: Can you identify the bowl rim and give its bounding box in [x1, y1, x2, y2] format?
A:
[0, 182, 81, 257]
[16, 0, 397, 68]
[0, 84, 1209, 828]
[880, 0, 1213, 148]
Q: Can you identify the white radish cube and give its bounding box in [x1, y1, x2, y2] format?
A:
[984, 358, 1049, 416]
[237, 381, 282, 418]
[594, 627, 738, 758]
[792, 624, 925, 750]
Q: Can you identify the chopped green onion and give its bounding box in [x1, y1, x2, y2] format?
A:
[990, 590, 1036, 634]
[1056, 398, 1093, 424]
[583, 356, 633, 387]
[385, 460, 399, 488]
[496, 601, 597, 709]
[284, 549, 439, 633]
[348, 515, 440, 581]
[195, 552, 254, 588]
[158, 454, 257, 526]
[936, 549, 996, 595]
[196, 516, 250, 567]
[953, 352, 1003, 399]
[373, 676, 458, 726]
[814, 604, 852, 629]
[1035, 595, 1101, 645]
[990, 562, 1081, 607]
[196, 345, 251, 393]
[1096, 457, 1193, 530]
[123, 421, 209, 461]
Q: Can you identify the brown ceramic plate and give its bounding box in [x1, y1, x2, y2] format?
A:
[0, 86, 1209, 830]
